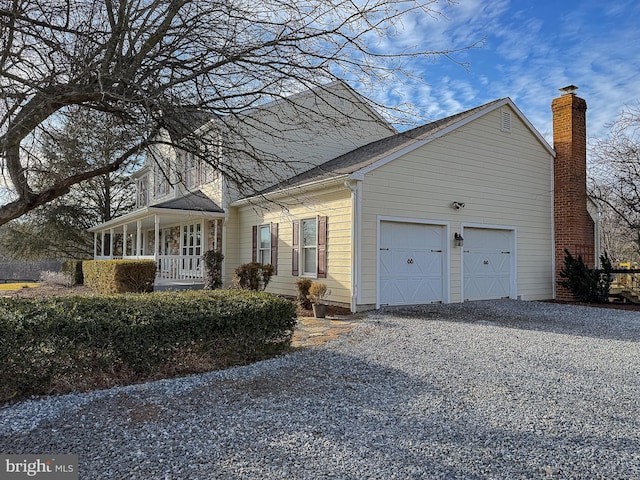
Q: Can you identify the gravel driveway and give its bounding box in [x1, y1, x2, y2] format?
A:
[1, 300, 639, 479]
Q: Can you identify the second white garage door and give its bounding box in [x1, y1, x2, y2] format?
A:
[379, 221, 446, 306]
[463, 227, 514, 301]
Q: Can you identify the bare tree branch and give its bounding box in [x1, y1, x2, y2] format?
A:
[589, 103, 640, 261]
[0, 0, 476, 225]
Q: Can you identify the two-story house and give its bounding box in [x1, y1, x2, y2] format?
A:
[90, 83, 598, 311]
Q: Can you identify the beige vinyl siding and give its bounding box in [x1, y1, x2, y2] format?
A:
[230, 188, 354, 305]
[225, 83, 395, 202]
[360, 106, 554, 304]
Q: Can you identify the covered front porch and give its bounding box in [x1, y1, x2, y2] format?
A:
[88, 206, 225, 285]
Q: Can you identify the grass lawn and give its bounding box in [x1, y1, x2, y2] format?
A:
[0, 282, 39, 291]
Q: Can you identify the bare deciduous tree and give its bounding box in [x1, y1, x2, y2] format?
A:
[589, 104, 640, 262]
[0, 0, 476, 226]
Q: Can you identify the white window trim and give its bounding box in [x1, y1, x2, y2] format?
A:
[300, 217, 318, 277]
[258, 224, 271, 265]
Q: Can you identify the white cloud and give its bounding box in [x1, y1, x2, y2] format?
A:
[366, 0, 640, 146]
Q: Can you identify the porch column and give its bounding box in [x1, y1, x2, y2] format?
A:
[93, 232, 97, 259]
[213, 218, 218, 251]
[123, 224, 128, 258]
[154, 216, 160, 261]
[221, 218, 227, 280]
[101, 231, 105, 258]
[109, 228, 114, 258]
[201, 218, 205, 251]
[136, 220, 142, 258]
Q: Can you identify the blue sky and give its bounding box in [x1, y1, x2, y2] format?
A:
[379, 0, 640, 143]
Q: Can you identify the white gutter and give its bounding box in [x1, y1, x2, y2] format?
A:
[88, 207, 224, 232]
[231, 175, 349, 206]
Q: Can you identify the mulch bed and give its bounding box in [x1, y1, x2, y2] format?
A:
[297, 304, 353, 318]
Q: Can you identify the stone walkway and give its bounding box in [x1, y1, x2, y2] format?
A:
[291, 314, 362, 347]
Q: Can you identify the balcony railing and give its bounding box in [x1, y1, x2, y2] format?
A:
[156, 255, 203, 281]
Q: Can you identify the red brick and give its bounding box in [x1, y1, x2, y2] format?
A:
[552, 88, 595, 299]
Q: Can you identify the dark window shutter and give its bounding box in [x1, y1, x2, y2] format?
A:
[317, 216, 327, 278]
[292, 220, 299, 276]
[252, 225, 257, 262]
[271, 222, 278, 275]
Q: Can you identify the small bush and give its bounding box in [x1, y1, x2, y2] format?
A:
[559, 249, 613, 303]
[39, 270, 74, 287]
[308, 281, 330, 304]
[296, 278, 312, 309]
[233, 262, 274, 291]
[83, 260, 156, 294]
[61, 260, 84, 285]
[203, 250, 224, 289]
[0, 290, 297, 402]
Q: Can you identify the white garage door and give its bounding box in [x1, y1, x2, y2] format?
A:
[463, 228, 513, 301]
[379, 221, 446, 306]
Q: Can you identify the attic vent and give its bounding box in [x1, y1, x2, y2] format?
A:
[500, 110, 512, 132]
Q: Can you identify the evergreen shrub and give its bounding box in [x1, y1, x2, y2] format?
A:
[0, 289, 296, 401]
[559, 249, 613, 303]
[203, 250, 224, 289]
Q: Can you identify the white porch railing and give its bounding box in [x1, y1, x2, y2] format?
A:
[156, 255, 203, 281]
[93, 255, 204, 282]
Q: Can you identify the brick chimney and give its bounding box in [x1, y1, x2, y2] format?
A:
[552, 85, 595, 299]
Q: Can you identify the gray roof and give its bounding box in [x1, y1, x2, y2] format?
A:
[260, 98, 506, 193]
[153, 190, 223, 212]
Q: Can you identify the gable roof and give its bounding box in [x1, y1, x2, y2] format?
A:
[253, 97, 554, 196]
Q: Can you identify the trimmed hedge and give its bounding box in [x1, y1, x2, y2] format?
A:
[61, 260, 84, 285]
[0, 290, 297, 402]
[83, 259, 156, 294]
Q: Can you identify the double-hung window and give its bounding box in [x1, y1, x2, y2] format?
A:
[292, 216, 327, 278]
[252, 223, 278, 274]
[258, 225, 271, 265]
[301, 219, 317, 275]
[136, 174, 149, 208]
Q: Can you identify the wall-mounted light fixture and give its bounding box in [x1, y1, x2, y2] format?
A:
[452, 201, 465, 210]
[454, 232, 464, 247]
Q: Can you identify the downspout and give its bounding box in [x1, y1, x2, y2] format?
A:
[345, 179, 361, 313]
